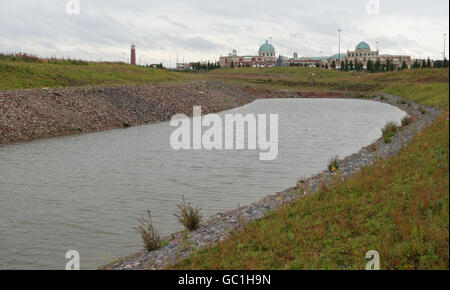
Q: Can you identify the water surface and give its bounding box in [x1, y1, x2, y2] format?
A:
[0, 98, 406, 269]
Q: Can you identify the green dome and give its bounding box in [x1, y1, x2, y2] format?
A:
[259, 40, 275, 53]
[356, 41, 371, 50]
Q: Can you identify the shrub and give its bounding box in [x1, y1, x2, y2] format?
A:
[367, 143, 377, 152]
[137, 210, 161, 252]
[327, 156, 340, 173]
[175, 196, 202, 231]
[401, 116, 413, 127]
[382, 121, 398, 143]
[359, 94, 373, 99]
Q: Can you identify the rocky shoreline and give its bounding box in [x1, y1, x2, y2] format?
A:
[0, 81, 254, 145]
[101, 92, 441, 270]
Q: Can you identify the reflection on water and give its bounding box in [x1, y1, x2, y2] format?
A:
[0, 98, 406, 269]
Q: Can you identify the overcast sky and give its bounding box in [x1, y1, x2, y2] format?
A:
[0, 0, 448, 66]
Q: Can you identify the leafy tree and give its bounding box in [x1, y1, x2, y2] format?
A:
[385, 59, 395, 72]
[367, 59, 374, 72]
[355, 59, 363, 71]
[349, 60, 354, 71]
[325, 62, 329, 69]
[426, 58, 432, 68]
[340, 60, 345, 71]
[331, 60, 336, 69]
[230, 61, 235, 68]
[444, 58, 449, 68]
[421, 59, 426, 69]
[374, 59, 381, 72]
[401, 61, 408, 70]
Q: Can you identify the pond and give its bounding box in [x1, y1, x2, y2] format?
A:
[0, 98, 406, 269]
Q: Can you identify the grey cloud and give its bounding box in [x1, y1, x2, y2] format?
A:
[0, 0, 448, 63]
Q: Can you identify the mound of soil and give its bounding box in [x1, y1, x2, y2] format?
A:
[0, 81, 254, 144]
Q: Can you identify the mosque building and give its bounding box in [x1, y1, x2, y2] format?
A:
[330, 41, 413, 69]
[219, 40, 277, 68]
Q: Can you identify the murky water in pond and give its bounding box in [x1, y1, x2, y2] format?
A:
[0, 98, 406, 269]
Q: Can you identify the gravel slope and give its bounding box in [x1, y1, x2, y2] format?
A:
[0, 81, 254, 145]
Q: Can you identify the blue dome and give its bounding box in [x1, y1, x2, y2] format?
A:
[259, 40, 275, 53]
[356, 41, 371, 50]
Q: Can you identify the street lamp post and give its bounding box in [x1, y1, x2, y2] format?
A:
[338, 29, 342, 67]
[444, 33, 447, 60]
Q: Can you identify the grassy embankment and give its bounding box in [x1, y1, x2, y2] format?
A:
[171, 68, 449, 270]
[0, 55, 185, 90]
[202, 67, 449, 106]
[2, 55, 448, 110]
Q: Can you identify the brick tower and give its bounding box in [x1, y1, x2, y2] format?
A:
[130, 45, 136, 65]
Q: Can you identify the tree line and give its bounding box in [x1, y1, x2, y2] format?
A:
[191, 61, 221, 70]
[328, 57, 448, 73]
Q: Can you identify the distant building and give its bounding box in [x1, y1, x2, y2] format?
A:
[347, 41, 379, 59]
[328, 41, 413, 70]
[130, 45, 136, 65]
[176, 61, 213, 70]
[219, 40, 277, 68]
[218, 39, 415, 70]
[176, 63, 192, 70]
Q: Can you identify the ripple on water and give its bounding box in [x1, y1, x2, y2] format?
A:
[0, 98, 406, 269]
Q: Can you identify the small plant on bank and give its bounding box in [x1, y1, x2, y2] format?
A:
[175, 196, 202, 231]
[382, 121, 399, 144]
[327, 156, 340, 173]
[137, 210, 161, 252]
[420, 107, 427, 115]
[367, 143, 377, 152]
[401, 115, 413, 127]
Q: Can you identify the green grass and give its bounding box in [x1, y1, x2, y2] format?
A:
[171, 69, 449, 270]
[201, 67, 449, 98]
[0, 61, 186, 90]
[383, 83, 449, 107]
[381, 121, 399, 144]
[2, 59, 448, 104]
[204, 67, 374, 91]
